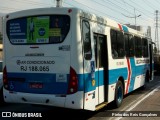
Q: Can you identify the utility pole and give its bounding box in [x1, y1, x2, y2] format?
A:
[155, 10, 159, 54]
[56, 0, 62, 7]
[134, 8, 141, 30]
[122, 8, 141, 30]
[147, 26, 151, 38]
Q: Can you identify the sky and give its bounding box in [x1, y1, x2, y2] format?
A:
[0, 0, 160, 45]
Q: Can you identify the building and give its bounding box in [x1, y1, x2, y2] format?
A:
[125, 24, 142, 31]
[0, 17, 2, 34]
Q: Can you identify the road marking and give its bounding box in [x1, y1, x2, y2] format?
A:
[115, 85, 160, 120]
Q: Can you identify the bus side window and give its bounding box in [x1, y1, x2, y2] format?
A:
[117, 31, 125, 58]
[129, 35, 135, 57]
[125, 34, 135, 57]
[111, 30, 125, 59]
[135, 36, 142, 57]
[142, 38, 149, 57]
[111, 30, 118, 58]
[82, 20, 92, 60]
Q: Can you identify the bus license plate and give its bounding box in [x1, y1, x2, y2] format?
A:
[29, 83, 43, 89]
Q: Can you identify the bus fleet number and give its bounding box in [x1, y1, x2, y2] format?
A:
[20, 66, 49, 72]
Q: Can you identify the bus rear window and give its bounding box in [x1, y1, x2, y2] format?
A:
[6, 15, 70, 44]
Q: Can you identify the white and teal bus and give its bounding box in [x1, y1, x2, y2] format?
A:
[3, 7, 154, 111]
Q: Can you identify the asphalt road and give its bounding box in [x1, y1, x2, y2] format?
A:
[0, 75, 159, 120]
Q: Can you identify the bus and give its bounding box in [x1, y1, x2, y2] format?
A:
[2, 7, 154, 111]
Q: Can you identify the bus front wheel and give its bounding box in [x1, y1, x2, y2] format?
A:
[114, 80, 124, 108]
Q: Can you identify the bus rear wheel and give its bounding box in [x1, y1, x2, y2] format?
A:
[0, 88, 5, 105]
[141, 72, 149, 90]
[114, 80, 124, 108]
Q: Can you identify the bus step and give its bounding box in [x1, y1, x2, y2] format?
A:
[95, 102, 108, 111]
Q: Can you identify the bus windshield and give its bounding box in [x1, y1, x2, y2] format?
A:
[6, 15, 70, 44]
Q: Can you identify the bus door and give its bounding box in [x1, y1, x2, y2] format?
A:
[94, 33, 108, 105]
[82, 20, 96, 110]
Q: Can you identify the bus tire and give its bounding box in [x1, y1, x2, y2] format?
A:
[141, 72, 149, 90]
[114, 80, 124, 108]
[0, 88, 5, 105]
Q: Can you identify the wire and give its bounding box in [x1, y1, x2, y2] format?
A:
[71, 0, 128, 24]
[103, 0, 135, 16]
[0, 0, 154, 28]
[93, 0, 127, 15]
[7, 0, 51, 6]
[128, 0, 154, 15]
[0, 5, 22, 11]
[142, 0, 156, 11]
[155, 0, 160, 5]
[123, 0, 154, 18]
